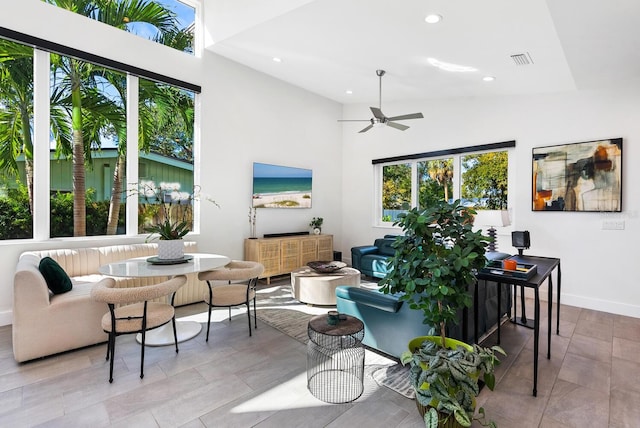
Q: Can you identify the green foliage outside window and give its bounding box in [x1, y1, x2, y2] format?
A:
[461, 151, 508, 209]
[0, 185, 125, 240]
[382, 164, 411, 210]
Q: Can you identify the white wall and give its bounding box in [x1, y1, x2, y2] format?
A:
[0, 1, 343, 325]
[341, 87, 640, 318]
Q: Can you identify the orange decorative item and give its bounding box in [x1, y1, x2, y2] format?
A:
[503, 259, 517, 271]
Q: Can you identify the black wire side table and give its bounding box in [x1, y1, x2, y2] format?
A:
[307, 314, 365, 403]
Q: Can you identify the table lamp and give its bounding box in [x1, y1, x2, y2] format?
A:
[474, 209, 510, 252]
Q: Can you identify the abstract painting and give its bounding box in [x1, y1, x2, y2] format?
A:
[532, 138, 622, 212]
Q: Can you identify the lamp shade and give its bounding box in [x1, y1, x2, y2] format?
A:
[473, 210, 510, 228]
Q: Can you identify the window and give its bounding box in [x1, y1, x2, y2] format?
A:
[137, 78, 194, 234]
[418, 158, 454, 207]
[42, 0, 196, 55]
[0, 24, 200, 240]
[381, 163, 411, 222]
[0, 39, 34, 239]
[49, 54, 128, 237]
[375, 143, 512, 225]
[461, 152, 508, 209]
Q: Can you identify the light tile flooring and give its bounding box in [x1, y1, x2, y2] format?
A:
[1, 281, 639, 427]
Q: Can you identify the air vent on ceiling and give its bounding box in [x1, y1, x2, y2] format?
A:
[511, 52, 533, 66]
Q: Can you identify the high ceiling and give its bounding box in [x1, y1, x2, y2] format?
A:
[204, 0, 640, 105]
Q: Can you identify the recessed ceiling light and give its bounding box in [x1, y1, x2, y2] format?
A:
[272, 57, 282, 63]
[345, 90, 353, 95]
[483, 76, 495, 82]
[427, 58, 477, 73]
[424, 14, 442, 24]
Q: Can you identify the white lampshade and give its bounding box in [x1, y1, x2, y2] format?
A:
[473, 210, 510, 228]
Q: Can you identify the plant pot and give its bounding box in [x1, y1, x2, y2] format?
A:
[157, 240, 185, 260]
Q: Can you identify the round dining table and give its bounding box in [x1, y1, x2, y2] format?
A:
[98, 253, 230, 346]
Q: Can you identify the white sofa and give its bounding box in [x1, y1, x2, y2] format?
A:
[13, 242, 206, 363]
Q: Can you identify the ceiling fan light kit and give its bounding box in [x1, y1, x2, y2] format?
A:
[339, 69, 424, 133]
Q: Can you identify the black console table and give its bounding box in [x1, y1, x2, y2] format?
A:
[475, 255, 561, 397]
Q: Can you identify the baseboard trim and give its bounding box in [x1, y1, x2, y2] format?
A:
[0, 310, 12, 327]
[561, 293, 640, 319]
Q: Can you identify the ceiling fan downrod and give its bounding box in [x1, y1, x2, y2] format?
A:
[376, 69, 385, 109]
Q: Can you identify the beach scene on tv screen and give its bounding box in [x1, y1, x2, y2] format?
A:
[252, 162, 312, 208]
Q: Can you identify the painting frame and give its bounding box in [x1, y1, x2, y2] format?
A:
[532, 138, 622, 212]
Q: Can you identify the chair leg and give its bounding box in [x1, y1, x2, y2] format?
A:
[206, 281, 213, 342]
[140, 302, 148, 380]
[172, 316, 179, 353]
[108, 331, 115, 383]
[140, 329, 146, 380]
[253, 295, 258, 329]
[246, 301, 252, 336]
[206, 304, 212, 342]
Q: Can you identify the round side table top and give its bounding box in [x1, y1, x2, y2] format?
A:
[292, 266, 360, 277]
[308, 314, 364, 336]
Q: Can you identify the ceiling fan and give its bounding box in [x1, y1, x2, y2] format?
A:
[339, 69, 424, 133]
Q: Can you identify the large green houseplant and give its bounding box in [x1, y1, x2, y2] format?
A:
[380, 200, 505, 428]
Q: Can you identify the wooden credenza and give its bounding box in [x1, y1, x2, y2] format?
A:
[244, 234, 333, 283]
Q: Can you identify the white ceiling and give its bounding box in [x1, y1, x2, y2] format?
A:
[204, 0, 640, 105]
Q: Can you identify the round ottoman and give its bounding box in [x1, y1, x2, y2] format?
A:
[291, 267, 361, 305]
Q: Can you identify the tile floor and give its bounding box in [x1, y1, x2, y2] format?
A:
[0, 281, 639, 427]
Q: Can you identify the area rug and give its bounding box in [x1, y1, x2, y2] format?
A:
[254, 281, 415, 399]
[372, 363, 414, 399]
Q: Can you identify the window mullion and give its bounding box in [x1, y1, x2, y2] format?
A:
[32, 48, 50, 241]
[125, 74, 139, 236]
[452, 154, 461, 201]
[411, 161, 419, 208]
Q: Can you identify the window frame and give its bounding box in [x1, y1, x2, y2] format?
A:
[374, 141, 515, 227]
[0, 27, 200, 241]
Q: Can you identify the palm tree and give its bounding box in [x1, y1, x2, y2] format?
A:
[0, 40, 35, 212]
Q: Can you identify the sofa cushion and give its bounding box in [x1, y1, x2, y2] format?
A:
[335, 286, 402, 313]
[39, 256, 73, 295]
[374, 238, 396, 256]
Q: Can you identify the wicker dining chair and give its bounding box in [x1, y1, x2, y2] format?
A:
[91, 275, 187, 383]
[197, 261, 264, 340]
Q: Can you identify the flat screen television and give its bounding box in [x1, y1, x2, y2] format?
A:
[252, 162, 312, 208]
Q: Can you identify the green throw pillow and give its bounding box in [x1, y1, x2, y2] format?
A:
[39, 257, 72, 295]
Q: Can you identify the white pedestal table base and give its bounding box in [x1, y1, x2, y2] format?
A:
[136, 321, 202, 346]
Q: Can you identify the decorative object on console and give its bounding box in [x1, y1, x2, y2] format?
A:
[512, 230, 531, 256]
[338, 70, 423, 133]
[248, 207, 257, 238]
[532, 138, 622, 212]
[307, 260, 346, 273]
[252, 162, 312, 209]
[309, 216, 323, 234]
[473, 209, 510, 252]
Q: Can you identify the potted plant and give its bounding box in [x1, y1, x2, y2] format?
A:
[380, 200, 505, 428]
[309, 217, 323, 235]
[138, 183, 217, 260]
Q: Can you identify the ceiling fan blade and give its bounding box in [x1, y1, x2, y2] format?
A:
[386, 121, 410, 131]
[338, 119, 372, 122]
[358, 124, 374, 133]
[370, 107, 385, 120]
[387, 112, 424, 121]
